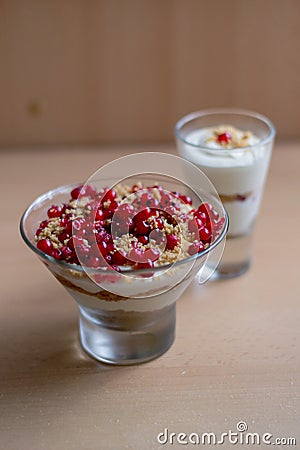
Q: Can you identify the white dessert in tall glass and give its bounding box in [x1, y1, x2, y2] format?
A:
[175, 109, 275, 277]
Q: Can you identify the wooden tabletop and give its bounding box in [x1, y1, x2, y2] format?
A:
[1, 143, 299, 449]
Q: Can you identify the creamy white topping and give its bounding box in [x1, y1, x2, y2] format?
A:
[182, 128, 262, 167]
[199, 125, 259, 149]
[177, 125, 271, 236]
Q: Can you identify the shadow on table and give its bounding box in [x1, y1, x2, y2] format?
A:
[0, 287, 131, 393]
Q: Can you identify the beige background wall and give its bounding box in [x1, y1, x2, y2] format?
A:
[1, 0, 299, 147]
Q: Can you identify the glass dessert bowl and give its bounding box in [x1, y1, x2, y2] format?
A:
[20, 175, 228, 365]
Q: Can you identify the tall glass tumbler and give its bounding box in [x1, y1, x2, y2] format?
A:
[175, 109, 275, 278]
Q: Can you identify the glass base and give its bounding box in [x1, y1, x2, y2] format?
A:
[214, 233, 252, 279]
[78, 303, 176, 365]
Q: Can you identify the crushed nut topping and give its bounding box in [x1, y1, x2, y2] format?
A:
[205, 125, 254, 149]
[34, 182, 225, 269]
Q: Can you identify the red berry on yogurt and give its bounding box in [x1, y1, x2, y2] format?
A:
[217, 132, 231, 144]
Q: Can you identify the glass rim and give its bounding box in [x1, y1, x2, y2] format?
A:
[20, 182, 229, 275]
[174, 108, 276, 152]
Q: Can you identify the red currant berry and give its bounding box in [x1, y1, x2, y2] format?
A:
[139, 193, 153, 207]
[131, 184, 141, 193]
[159, 193, 173, 207]
[199, 227, 211, 242]
[71, 184, 96, 200]
[35, 228, 43, 237]
[143, 248, 160, 262]
[179, 195, 192, 205]
[149, 229, 166, 245]
[166, 234, 179, 250]
[96, 229, 112, 243]
[86, 256, 101, 268]
[135, 260, 154, 270]
[105, 254, 112, 264]
[68, 236, 84, 250]
[39, 220, 49, 230]
[213, 217, 225, 233]
[47, 205, 63, 218]
[198, 202, 214, 215]
[60, 217, 69, 227]
[128, 248, 143, 263]
[37, 239, 54, 255]
[149, 216, 164, 230]
[112, 251, 128, 266]
[57, 231, 70, 244]
[188, 242, 199, 256]
[102, 188, 117, 203]
[135, 220, 150, 235]
[95, 209, 104, 221]
[70, 186, 82, 200]
[137, 235, 148, 245]
[115, 203, 135, 219]
[188, 218, 202, 234]
[98, 240, 109, 255]
[198, 242, 205, 253]
[193, 210, 207, 224]
[164, 206, 177, 218]
[51, 249, 62, 260]
[134, 207, 154, 223]
[60, 245, 73, 259]
[217, 132, 231, 144]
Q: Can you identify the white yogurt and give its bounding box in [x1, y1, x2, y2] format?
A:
[64, 285, 177, 313]
[54, 256, 203, 313]
[177, 127, 272, 236]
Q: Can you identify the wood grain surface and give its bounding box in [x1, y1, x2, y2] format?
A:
[1, 0, 300, 146]
[0, 143, 299, 449]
